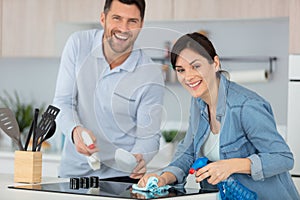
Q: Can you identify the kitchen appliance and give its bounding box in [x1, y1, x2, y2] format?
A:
[287, 55, 300, 176]
[8, 180, 217, 199]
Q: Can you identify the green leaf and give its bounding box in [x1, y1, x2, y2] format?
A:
[0, 90, 44, 133]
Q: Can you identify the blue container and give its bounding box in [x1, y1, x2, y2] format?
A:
[190, 157, 257, 200]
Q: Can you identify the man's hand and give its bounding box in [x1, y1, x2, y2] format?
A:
[72, 126, 99, 156]
[130, 154, 146, 179]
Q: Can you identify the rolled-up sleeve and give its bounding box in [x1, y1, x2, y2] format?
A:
[241, 100, 294, 181]
[248, 154, 264, 181]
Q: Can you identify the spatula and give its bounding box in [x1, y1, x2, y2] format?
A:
[32, 105, 60, 151]
[36, 121, 56, 151]
[0, 108, 24, 150]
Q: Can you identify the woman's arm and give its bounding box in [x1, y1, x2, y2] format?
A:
[241, 100, 293, 181]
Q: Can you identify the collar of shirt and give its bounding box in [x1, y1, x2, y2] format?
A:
[196, 74, 228, 122]
[90, 29, 141, 73]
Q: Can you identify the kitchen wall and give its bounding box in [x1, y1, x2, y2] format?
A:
[0, 18, 289, 150]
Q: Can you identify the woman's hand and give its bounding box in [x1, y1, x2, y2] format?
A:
[195, 158, 251, 185]
[72, 126, 99, 156]
[138, 172, 177, 188]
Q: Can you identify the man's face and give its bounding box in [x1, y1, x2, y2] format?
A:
[100, 0, 143, 54]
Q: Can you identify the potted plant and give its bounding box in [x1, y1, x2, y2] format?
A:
[162, 129, 186, 143]
[148, 130, 187, 168]
[0, 91, 44, 146]
[161, 130, 186, 158]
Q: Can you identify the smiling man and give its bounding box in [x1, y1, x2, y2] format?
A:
[53, 0, 165, 183]
[101, 0, 144, 68]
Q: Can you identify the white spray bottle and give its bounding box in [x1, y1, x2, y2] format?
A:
[82, 131, 101, 170]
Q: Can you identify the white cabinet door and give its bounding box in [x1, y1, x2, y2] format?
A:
[289, 55, 300, 80]
[287, 82, 300, 175]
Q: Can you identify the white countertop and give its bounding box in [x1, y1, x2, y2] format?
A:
[293, 176, 300, 192]
[1, 173, 300, 200]
[0, 174, 217, 200]
[1, 149, 300, 199]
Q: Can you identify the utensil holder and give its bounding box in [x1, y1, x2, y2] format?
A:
[14, 151, 42, 183]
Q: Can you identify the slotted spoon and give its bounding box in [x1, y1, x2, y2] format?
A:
[0, 108, 24, 150]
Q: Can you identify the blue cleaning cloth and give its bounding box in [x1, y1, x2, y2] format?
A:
[131, 189, 170, 199]
[132, 177, 171, 193]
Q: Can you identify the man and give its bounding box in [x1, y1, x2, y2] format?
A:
[53, 0, 165, 183]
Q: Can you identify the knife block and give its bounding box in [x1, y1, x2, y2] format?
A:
[14, 151, 42, 183]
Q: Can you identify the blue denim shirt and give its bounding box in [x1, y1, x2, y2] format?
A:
[163, 74, 300, 199]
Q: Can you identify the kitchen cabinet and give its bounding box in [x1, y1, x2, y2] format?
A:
[0, 0, 172, 57]
[1, 0, 299, 57]
[173, 0, 300, 53]
[1, 0, 103, 57]
[2, 0, 58, 57]
[287, 55, 300, 176]
[287, 82, 300, 175]
[289, 0, 300, 54]
[145, 0, 173, 21]
[173, 0, 289, 20]
[57, 0, 103, 23]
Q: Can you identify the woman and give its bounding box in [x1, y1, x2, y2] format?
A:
[138, 32, 300, 199]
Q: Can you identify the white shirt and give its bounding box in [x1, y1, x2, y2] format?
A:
[53, 29, 165, 178]
[202, 131, 220, 161]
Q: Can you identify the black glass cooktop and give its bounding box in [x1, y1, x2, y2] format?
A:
[8, 180, 217, 199]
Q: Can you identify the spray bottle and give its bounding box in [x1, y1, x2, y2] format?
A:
[82, 131, 100, 170]
[189, 157, 257, 200]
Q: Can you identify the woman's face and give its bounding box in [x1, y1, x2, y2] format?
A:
[175, 48, 219, 99]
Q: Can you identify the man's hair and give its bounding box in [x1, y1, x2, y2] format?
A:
[103, 0, 146, 20]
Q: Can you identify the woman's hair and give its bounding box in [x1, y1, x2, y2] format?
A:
[103, 0, 146, 21]
[170, 32, 218, 69]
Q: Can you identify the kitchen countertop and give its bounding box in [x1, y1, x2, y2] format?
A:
[0, 174, 217, 200]
[1, 173, 300, 200]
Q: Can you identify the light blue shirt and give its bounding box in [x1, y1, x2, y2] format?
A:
[162, 74, 300, 200]
[53, 29, 165, 178]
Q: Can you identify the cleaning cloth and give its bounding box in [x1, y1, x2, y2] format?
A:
[132, 177, 171, 193]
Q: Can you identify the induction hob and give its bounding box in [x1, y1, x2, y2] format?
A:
[8, 180, 217, 199]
